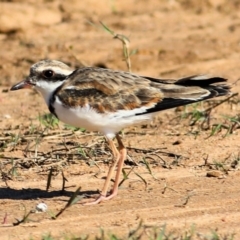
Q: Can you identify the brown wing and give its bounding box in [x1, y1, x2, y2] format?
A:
[56, 67, 230, 115]
[56, 67, 163, 113]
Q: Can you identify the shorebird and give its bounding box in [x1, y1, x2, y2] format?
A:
[11, 60, 230, 204]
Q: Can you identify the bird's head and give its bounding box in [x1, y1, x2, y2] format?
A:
[11, 60, 74, 103]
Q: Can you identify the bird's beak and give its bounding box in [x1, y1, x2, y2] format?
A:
[10, 78, 33, 91]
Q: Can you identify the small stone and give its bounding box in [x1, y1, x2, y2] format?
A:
[206, 170, 222, 178]
[36, 203, 48, 212]
[3, 114, 11, 119]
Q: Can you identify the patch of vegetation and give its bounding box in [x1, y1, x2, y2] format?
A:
[38, 113, 60, 130]
[36, 222, 235, 240]
[170, 93, 240, 138]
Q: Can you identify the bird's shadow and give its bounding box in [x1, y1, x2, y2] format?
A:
[0, 187, 99, 201]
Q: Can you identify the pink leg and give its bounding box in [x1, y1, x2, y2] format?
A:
[101, 135, 126, 200]
[83, 135, 125, 205]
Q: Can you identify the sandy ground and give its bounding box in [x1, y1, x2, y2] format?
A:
[1, 0, 240, 239]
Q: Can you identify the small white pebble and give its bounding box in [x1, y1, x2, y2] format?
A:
[3, 114, 11, 119]
[35, 203, 48, 212]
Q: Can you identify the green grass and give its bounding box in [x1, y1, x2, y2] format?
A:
[35, 223, 235, 240]
[38, 113, 60, 130]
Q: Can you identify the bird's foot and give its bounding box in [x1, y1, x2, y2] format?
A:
[82, 190, 118, 205]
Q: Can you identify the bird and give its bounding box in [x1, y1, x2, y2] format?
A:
[10, 59, 231, 204]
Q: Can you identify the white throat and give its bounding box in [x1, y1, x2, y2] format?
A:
[34, 80, 65, 105]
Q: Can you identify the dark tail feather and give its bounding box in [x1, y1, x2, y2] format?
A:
[137, 75, 231, 115]
[175, 75, 227, 86]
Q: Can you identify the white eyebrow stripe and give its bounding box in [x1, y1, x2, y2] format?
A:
[37, 66, 74, 76]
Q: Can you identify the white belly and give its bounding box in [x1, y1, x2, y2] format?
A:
[53, 97, 154, 139]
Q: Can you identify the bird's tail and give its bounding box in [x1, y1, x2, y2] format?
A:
[142, 75, 231, 113]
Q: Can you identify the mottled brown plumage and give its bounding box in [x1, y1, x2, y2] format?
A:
[54, 67, 229, 115]
[10, 60, 231, 205]
[56, 67, 163, 113]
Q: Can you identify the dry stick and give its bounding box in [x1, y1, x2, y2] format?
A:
[0, 130, 93, 141]
[62, 137, 71, 151]
[203, 154, 209, 166]
[44, 132, 94, 139]
[175, 192, 195, 208]
[126, 154, 139, 166]
[13, 211, 33, 226]
[205, 92, 238, 113]
[61, 170, 68, 192]
[13, 205, 35, 226]
[37, 160, 67, 169]
[2, 147, 110, 172]
[127, 146, 166, 153]
[147, 153, 167, 166]
[3, 146, 183, 169]
[162, 182, 178, 194]
[46, 167, 53, 191]
[127, 146, 183, 159]
[0, 156, 66, 168]
[23, 145, 91, 157]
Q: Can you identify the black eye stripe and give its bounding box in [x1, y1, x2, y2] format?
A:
[40, 69, 67, 81]
[44, 73, 67, 81]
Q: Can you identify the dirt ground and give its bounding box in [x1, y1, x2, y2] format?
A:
[1, 0, 240, 239]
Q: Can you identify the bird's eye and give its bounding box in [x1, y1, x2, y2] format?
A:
[42, 70, 54, 78]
